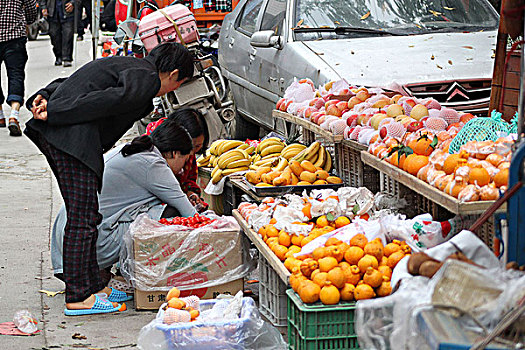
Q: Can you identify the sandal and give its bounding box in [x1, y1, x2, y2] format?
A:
[106, 287, 133, 303]
[64, 294, 126, 316]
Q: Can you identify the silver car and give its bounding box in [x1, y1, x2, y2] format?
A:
[218, 0, 499, 138]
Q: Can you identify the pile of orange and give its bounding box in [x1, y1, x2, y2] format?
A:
[258, 213, 353, 265]
[289, 235, 411, 305]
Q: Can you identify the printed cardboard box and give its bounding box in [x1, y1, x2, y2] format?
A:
[134, 278, 243, 310]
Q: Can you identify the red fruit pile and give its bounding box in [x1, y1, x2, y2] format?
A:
[159, 214, 216, 228]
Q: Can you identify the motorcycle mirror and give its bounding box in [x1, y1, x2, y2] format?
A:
[114, 27, 127, 45]
[131, 37, 145, 54]
[114, 18, 140, 45]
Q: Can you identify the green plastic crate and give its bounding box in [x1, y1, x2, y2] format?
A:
[286, 289, 360, 350]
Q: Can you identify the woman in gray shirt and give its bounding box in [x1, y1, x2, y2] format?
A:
[51, 120, 197, 281]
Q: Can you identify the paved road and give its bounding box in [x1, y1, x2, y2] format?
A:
[0, 34, 153, 350]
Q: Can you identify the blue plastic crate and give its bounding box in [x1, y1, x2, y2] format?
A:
[156, 297, 256, 350]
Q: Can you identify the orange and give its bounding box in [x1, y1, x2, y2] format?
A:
[272, 244, 288, 261]
[443, 154, 461, 175]
[378, 265, 392, 281]
[320, 283, 340, 305]
[313, 271, 329, 287]
[406, 155, 429, 176]
[269, 218, 277, 224]
[189, 309, 200, 319]
[327, 267, 345, 288]
[266, 225, 279, 238]
[301, 235, 315, 247]
[319, 256, 338, 272]
[344, 246, 365, 265]
[335, 216, 351, 228]
[326, 246, 344, 262]
[278, 231, 291, 247]
[383, 243, 401, 257]
[494, 168, 509, 188]
[325, 237, 343, 246]
[291, 234, 305, 246]
[414, 136, 435, 156]
[266, 237, 278, 249]
[285, 245, 302, 258]
[376, 281, 392, 297]
[340, 283, 355, 301]
[354, 284, 376, 300]
[389, 151, 400, 167]
[398, 153, 407, 170]
[302, 203, 312, 219]
[363, 267, 383, 288]
[350, 233, 368, 249]
[284, 257, 302, 272]
[468, 167, 490, 187]
[344, 265, 362, 285]
[168, 298, 186, 310]
[357, 255, 379, 273]
[166, 287, 180, 301]
[364, 241, 384, 261]
[486, 153, 504, 167]
[312, 247, 329, 260]
[316, 215, 329, 227]
[386, 251, 405, 269]
[298, 281, 320, 304]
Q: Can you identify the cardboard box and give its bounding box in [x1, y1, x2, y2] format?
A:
[134, 278, 244, 310]
[131, 218, 244, 310]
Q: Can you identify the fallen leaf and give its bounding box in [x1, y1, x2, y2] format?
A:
[431, 54, 435, 60]
[448, 60, 453, 65]
[57, 325, 66, 329]
[444, 6, 455, 10]
[351, 50, 355, 54]
[462, 45, 473, 49]
[39, 290, 65, 297]
[297, 19, 304, 26]
[429, 10, 442, 16]
[408, 45, 415, 47]
[466, 58, 473, 61]
[74, 323, 85, 327]
[361, 12, 371, 20]
[334, 21, 340, 25]
[436, 64, 443, 69]
[72, 333, 87, 340]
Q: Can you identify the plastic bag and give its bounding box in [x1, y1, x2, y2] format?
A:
[120, 214, 255, 292]
[137, 296, 287, 350]
[13, 310, 38, 334]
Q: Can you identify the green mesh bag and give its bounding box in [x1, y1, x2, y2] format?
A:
[448, 110, 511, 154]
[509, 112, 519, 134]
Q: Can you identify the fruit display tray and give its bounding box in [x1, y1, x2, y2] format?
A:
[244, 179, 344, 197]
[335, 140, 380, 191]
[272, 110, 344, 143]
[287, 289, 359, 350]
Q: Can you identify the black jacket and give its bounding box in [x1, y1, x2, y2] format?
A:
[25, 55, 161, 181]
[39, 0, 75, 20]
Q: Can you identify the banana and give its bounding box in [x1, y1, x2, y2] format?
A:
[260, 144, 285, 157]
[209, 155, 217, 166]
[227, 159, 251, 169]
[291, 148, 308, 162]
[245, 145, 255, 155]
[254, 157, 279, 167]
[305, 141, 321, 158]
[212, 156, 219, 168]
[253, 154, 262, 162]
[282, 143, 306, 154]
[323, 149, 332, 172]
[222, 166, 249, 176]
[212, 169, 223, 184]
[211, 166, 221, 179]
[217, 150, 246, 169]
[249, 164, 260, 171]
[273, 157, 289, 172]
[256, 137, 284, 153]
[209, 140, 223, 155]
[306, 152, 318, 164]
[218, 140, 244, 155]
[313, 146, 326, 168]
[205, 149, 211, 157]
[236, 143, 249, 150]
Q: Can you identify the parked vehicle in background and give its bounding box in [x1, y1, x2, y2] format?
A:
[218, 0, 500, 138]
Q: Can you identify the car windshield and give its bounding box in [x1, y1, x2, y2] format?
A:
[294, 0, 499, 40]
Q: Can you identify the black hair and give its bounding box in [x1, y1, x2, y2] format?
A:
[167, 108, 209, 152]
[147, 42, 194, 81]
[121, 120, 193, 157]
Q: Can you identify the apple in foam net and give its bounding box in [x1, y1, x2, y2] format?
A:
[276, 98, 285, 110]
[336, 101, 349, 112]
[311, 112, 323, 124]
[303, 107, 317, 120]
[346, 114, 358, 127]
[356, 90, 370, 102]
[326, 104, 342, 117]
[323, 94, 334, 102]
[325, 99, 339, 109]
[317, 115, 327, 126]
[379, 126, 388, 139]
[310, 98, 325, 109]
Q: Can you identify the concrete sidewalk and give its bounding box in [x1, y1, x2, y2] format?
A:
[0, 34, 154, 349]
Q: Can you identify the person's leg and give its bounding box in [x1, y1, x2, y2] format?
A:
[0, 41, 6, 127]
[76, 1, 84, 37]
[4, 38, 28, 136]
[48, 20, 63, 65]
[62, 20, 74, 66]
[83, 0, 92, 33]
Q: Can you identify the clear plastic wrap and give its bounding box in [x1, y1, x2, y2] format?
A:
[120, 214, 255, 292]
[137, 295, 287, 350]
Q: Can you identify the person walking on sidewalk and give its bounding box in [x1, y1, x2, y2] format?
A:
[41, 0, 75, 67]
[0, 0, 38, 136]
[25, 42, 194, 316]
[75, 0, 91, 41]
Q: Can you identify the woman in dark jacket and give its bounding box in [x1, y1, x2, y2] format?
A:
[26, 42, 194, 316]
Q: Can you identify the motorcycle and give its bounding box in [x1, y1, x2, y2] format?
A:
[114, 0, 235, 142]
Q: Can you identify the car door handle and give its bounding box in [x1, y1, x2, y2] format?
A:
[229, 37, 234, 48]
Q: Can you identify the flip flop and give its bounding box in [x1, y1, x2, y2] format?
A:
[64, 294, 125, 316]
[106, 287, 133, 303]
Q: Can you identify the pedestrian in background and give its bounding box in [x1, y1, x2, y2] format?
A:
[0, 0, 37, 136]
[76, 0, 91, 41]
[41, 0, 75, 67]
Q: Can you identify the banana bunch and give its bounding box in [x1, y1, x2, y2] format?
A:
[280, 143, 307, 160]
[197, 139, 254, 168]
[210, 145, 254, 184]
[290, 141, 332, 172]
[249, 137, 287, 170]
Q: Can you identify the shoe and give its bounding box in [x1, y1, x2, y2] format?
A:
[0, 118, 5, 128]
[8, 118, 22, 137]
[63, 61, 72, 67]
[106, 287, 133, 303]
[54, 58, 62, 66]
[64, 294, 126, 316]
[77, 35, 84, 41]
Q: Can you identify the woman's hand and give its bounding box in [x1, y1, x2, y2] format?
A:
[32, 95, 48, 121]
[65, 2, 74, 13]
[188, 192, 208, 212]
